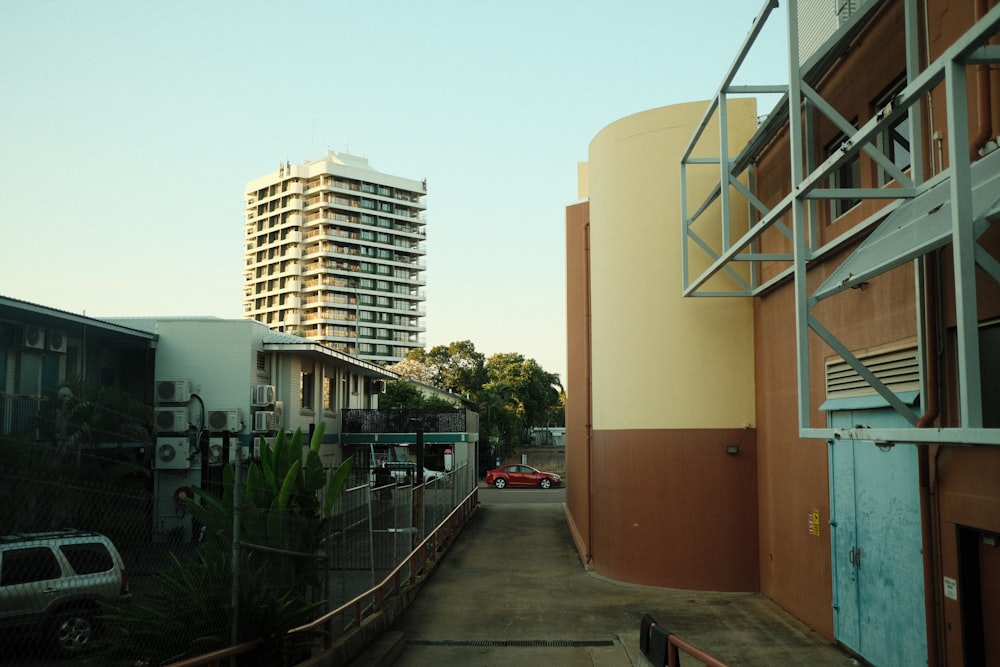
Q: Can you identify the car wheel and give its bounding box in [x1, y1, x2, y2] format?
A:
[494, 478, 507, 489]
[540, 478, 552, 489]
[52, 609, 95, 655]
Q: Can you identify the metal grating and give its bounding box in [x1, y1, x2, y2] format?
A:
[408, 639, 616, 648]
[825, 346, 920, 399]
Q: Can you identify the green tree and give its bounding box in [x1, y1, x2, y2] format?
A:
[388, 340, 563, 460]
[484, 353, 562, 456]
[426, 340, 487, 395]
[380, 380, 461, 411]
[477, 381, 520, 458]
[391, 340, 485, 396]
[93, 424, 353, 665]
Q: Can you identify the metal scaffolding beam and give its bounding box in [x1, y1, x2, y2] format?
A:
[679, 0, 1000, 445]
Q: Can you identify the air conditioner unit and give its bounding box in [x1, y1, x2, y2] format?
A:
[208, 437, 225, 465]
[206, 408, 241, 433]
[370, 379, 387, 394]
[154, 407, 189, 434]
[46, 330, 67, 353]
[155, 437, 190, 470]
[156, 379, 191, 404]
[22, 325, 44, 350]
[253, 411, 276, 433]
[252, 384, 276, 406]
[224, 440, 254, 464]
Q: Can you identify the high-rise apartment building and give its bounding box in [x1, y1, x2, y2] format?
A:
[243, 151, 427, 364]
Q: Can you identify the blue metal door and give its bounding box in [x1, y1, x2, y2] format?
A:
[829, 408, 927, 666]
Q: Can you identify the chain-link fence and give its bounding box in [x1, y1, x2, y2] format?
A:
[0, 432, 473, 667]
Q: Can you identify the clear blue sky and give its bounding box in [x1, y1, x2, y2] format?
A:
[0, 1, 787, 383]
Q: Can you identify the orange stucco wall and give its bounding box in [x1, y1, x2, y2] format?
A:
[566, 2, 1000, 660]
[749, 3, 1000, 655]
[590, 427, 759, 590]
[565, 201, 592, 566]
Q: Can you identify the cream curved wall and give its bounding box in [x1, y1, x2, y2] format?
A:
[587, 100, 757, 431]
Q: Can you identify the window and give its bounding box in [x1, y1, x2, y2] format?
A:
[301, 371, 315, 411]
[60, 543, 113, 574]
[325, 377, 336, 411]
[1, 547, 61, 585]
[875, 82, 911, 185]
[826, 129, 861, 219]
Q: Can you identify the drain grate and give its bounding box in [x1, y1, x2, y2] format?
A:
[408, 639, 616, 648]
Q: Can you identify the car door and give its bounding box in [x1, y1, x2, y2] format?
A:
[507, 465, 527, 486]
[0, 546, 64, 622]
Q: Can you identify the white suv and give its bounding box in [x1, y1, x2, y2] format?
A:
[0, 530, 130, 656]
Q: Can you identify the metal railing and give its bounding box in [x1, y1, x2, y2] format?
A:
[341, 408, 469, 433]
[640, 614, 729, 667]
[165, 485, 478, 667]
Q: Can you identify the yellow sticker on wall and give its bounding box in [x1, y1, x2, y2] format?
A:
[809, 509, 821, 536]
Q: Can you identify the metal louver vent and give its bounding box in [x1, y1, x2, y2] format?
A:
[825, 346, 920, 399]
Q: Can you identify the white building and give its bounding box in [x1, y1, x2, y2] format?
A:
[108, 316, 397, 541]
[244, 151, 427, 365]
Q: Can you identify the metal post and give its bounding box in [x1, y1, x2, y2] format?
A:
[945, 57, 984, 428]
[786, 0, 813, 434]
[230, 432, 243, 656]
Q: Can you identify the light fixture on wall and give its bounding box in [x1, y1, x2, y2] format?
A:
[876, 441, 895, 452]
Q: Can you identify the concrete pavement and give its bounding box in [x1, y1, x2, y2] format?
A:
[360, 489, 858, 666]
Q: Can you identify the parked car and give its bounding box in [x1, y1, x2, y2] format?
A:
[422, 467, 447, 483]
[0, 530, 130, 656]
[485, 464, 561, 489]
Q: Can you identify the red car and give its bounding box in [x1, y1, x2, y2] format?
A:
[485, 464, 561, 489]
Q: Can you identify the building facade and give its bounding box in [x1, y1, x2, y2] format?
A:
[567, 1, 1000, 666]
[108, 316, 398, 541]
[565, 100, 761, 593]
[0, 296, 156, 442]
[244, 151, 427, 365]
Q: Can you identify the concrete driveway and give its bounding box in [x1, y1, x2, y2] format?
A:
[387, 490, 856, 666]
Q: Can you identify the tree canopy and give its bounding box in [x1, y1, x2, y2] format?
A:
[388, 341, 563, 458]
[391, 340, 486, 396]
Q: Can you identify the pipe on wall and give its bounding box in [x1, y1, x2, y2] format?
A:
[917, 250, 943, 667]
[969, 0, 994, 160]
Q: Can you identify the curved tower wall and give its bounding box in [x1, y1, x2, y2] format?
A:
[573, 99, 760, 590]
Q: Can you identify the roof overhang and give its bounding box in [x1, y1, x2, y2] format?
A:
[262, 340, 398, 379]
[0, 295, 158, 345]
